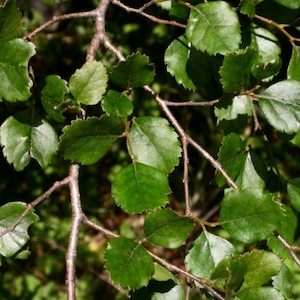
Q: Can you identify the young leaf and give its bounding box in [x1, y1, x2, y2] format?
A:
[0, 39, 35, 101]
[258, 80, 300, 134]
[185, 231, 237, 280]
[0, 110, 58, 171]
[152, 263, 173, 281]
[112, 163, 170, 214]
[219, 188, 285, 243]
[186, 1, 241, 55]
[102, 90, 133, 117]
[110, 52, 155, 88]
[128, 117, 181, 174]
[0, 0, 25, 43]
[144, 208, 194, 249]
[69, 60, 108, 105]
[59, 115, 122, 165]
[287, 177, 300, 212]
[104, 237, 154, 289]
[236, 287, 285, 299]
[0, 202, 39, 258]
[287, 45, 300, 81]
[41, 75, 69, 122]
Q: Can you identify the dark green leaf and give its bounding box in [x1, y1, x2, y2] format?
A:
[236, 287, 285, 299]
[112, 163, 170, 214]
[0, 110, 58, 171]
[186, 1, 241, 55]
[128, 117, 181, 174]
[227, 257, 247, 293]
[239, 0, 256, 18]
[0, 202, 39, 258]
[104, 237, 154, 289]
[185, 231, 237, 280]
[219, 188, 285, 243]
[102, 90, 133, 117]
[258, 80, 300, 134]
[271, 264, 292, 299]
[110, 52, 155, 88]
[0, 39, 35, 101]
[69, 60, 108, 105]
[287, 177, 300, 212]
[273, 0, 300, 9]
[41, 75, 69, 122]
[144, 208, 194, 249]
[287, 45, 300, 81]
[0, 0, 25, 43]
[59, 115, 122, 165]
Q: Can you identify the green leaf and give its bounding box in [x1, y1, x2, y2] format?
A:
[271, 264, 292, 299]
[0, 110, 58, 171]
[219, 188, 285, 243]
[258, 80, 300, 134]
[144, 208, 194, 249]
[102, 90, 133, 117]
[220, 48, 257, 93]
[0, 39, 35, 101]
[69, 60, 108, 105]
[112, 163, 170, 214]
[152, 263, 174, 282]
[59, 115, 122, 165]
[0, 0, 25, 43]
[274, 0, 300, 9]
[287, 177, 300, 212]
[227, 257, 248, 293]
[128, 117, 181, 174]
[104, 237, 154, 289]
[287, 45, 300, 81]
[0, 202, 39, 258]
[185, 231, 237, 280]
[41, 75, 69, 122]
[236, 287, 286, 299]
[186, 1, 241, 55]
[239, 0, 256, 18]
[110, 52, 155, 88]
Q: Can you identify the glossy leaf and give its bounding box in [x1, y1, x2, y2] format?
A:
[287, 45, 300, 81]
[0, 110, 58, 171]
[104, 237, 154, 289]
[0, 202, 39, 258]
[0, 0, 25, 43]
[128, 117, 181, 174]
[112, 163, 170, 214]
[186, 1, 241, 55]
[102, 90, 133, 117]
[287, 178, 300, 212]
[0, 39, 35, 101]
[236, 287, 285, 299]
[258, 80, 300, 134]
[110, 52, 155, 88]
[219, 188, 284, 243]
[185, 231, 237, 280]
[69, 60, 108, 105]
[144, 208, 194, 249]
[41, 75, 69, 122]
[59, 115, 122, 165]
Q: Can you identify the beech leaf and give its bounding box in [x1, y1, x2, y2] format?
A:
[287, 45, 300, 81]
[287, 178, 300, 212]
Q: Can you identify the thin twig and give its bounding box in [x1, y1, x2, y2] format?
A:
[182, 136, 191, 215]
[164, 99, 220, 106]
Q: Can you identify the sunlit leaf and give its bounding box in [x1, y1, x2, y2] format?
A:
[236, 287, 286, 299]
[112, 163, 170, 214]
[59, 115, 122, 165]
[104, 237, 154, 289]
[128, 117, 181, 174]
[0, 110, 58, 171]
[144, 208, 194, 249]
[0, 39, 35, 101]
[152, 263, 173, 281]
[0, 202, 39, 258]
[69, 60, 108, 105]
[186, 1, 241, 55]
[239, 0, 256, 18]
[219, 188, 285, 243]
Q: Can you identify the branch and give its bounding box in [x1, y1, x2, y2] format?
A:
[164, 99, 220, 106]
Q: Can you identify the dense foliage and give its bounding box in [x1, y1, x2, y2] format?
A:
[1, 0, 300, 299]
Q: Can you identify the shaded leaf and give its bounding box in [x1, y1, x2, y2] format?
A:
[227, 257, 247, 293]
[239, 0, 256, 18]
[219, 188, 285, 243]
[69, 60, 108, 105]
[104, 237, 154, 289]
[236, 287, 285, 299]
[274, 0, 300, 9]
[110, 52, 155, 88]
[41, 75, 69, 122]
[287, 177, 300, 212]
[287, 45, 300, 81]
[258, 80, 300, 134]
[271, 264, 292, 299]
[112, 163, 170, 214]
[186, 1, 241, 55]
[128, 117, 181, 174]
[144, 208, 194, 249]
[0, 39, 35, 101]
[0, 202, 39, 258]
[59, 115, 122, 165]
[0, 110, 58, 171]
[102, 90, 133, 117]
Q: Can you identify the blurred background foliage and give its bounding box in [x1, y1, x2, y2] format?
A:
[1, 0, 300, 299]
